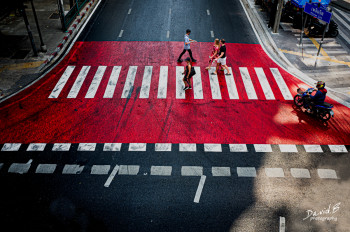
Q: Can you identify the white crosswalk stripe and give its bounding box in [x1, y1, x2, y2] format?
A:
[67, 66, 90, 98]
[240, 67, 257, 99]
[157, 66, 168, 99]
[50, 65, 294, 101]
[103, 66, 121, 98]
[140, 66, 153, 99]
[49, 66, 75, 98]
[121, 66, 137, 98]
[86, 66, 107, 98]
[208, 67, 222, 99]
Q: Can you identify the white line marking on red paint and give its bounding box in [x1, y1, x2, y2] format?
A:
[118, 30, 124, 38]
[176, 66, 185, 99]
[103, 143, 122, 151]
[151, 166, 172, 176]
[279, 144, 298, 153]
[208, 68, 222, 99]
[328, 145, 348, 153]
[49, 66, 75, 98]
[103, 66, 121, 98]
[1, 143, 21, 151]
[229, 144, 248, 152]
[240, 67, 258, 100]
[212, 167, 231, 176]
[194, 175, 206, 203]
[317, 169, 338, 179]
[36, 164, 56, 174]
[193, 67, 203, 99]
[225, 67, 239, 99]
[270, 68, 293, 100]
[182, 166, 203, 176]
[179, 143, 197, 152]
[52, 143, 71, 151]
[155, 143, 172, 151]
[237, 167, 257, 177]
[303, 145, 323, 153]
[85, 66, 107, 98]
[104, 165, 119, 187]
[27, 143, 46, 151]
[139, 66, 153, 98]
[265, 168, 285, 177]
[290, 168, 310, 178]
[255, 67, 275, 100]
[121, 66, 137, 98]
[67, 66, 90, 98]
[204, 144, 222, 152]
[157, 66, 168, 99]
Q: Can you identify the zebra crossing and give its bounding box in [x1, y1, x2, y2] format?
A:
[49, 65, 293, 100]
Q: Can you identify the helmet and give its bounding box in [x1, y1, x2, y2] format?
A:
[316, 81, 325, 89]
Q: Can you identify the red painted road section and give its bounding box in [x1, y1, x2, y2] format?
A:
[0, 41, 349, 144]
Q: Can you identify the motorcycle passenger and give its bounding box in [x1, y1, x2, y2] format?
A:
[306, 81, 327, 113]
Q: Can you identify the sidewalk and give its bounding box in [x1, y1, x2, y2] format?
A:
[245, 0, 350, 104]
[0, 0, 98, 100]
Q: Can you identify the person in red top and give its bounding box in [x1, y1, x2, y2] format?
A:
[205, 39, 220, 70]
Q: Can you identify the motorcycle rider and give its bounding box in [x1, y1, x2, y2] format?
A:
[306, 81, 327, 113]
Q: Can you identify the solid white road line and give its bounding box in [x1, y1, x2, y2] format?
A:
[181, 166, 203, 176]
[103, 143, 122, 151]
[179, 143, 197, 152]
[139, 66, 153, 98]
[91, 165, 111, 175]
[328, 145, 348, 153]
[52, 143, 71, 151]
[62, 164, 84, 174]
[279, 144, 298, 153]
[240, 67, 258, 99]
[210, 31, 214, 38]
[27, 143, 46, 151]
[104, 164, 119, 187]
[265, 168, 285, 177]
[237, 167, 257, 177]
[166, 31, 170, 38]
[118, 165, 140, 175]
[8, 163, 31, 174]
[229, 144, 248, 152]
[208, 68, 222, 99]
[118, 30, 124, 37]
[128, 8, 132, 14]
[225, 67, 239, 99]
[254, 144, 272, 152]
[67, 66, 90, 98]
[176, 66, 185, 99]
[103, 66, 121, 98]
[49, 66, 75, 98]
[279, 217, 286, 232]
[155, 143, 172, 151]
[128, 143, 147, 151]
[78, 143, 96, 151]
[212, 167, 231, 176]
[85, 66, 107, 98]
[194, 175, 206, 203]
[303, 145, 323, 153]
[207, 9, 210, 15]
[157, 66, 168, 99]
[1, 143, 21, 151]
[317, 169, 338, 179]
[290, 168, 311, 178]
[270, 68, 293, 100]
[255, 67, 275, 100]
[151, 166, 172, 176]
[193, 67, 204, 99]
[36, 164, 56, 174]
[204, 144, 222, 152]
[121, 66, 137, 98]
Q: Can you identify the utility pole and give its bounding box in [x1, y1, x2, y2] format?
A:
[30, 0, 47, 52]
[19, 1, 38, 56]
[273, 0, 284, 33]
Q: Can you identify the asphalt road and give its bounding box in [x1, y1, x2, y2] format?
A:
[1, 0, 350, 231]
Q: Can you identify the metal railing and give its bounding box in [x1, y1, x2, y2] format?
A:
[63, 0, 88, 30]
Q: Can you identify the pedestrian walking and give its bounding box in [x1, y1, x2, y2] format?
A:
[182, 57, 196, 90]
[205, 38, 220, 70]
[212, 39, 230, 75]
[177, 29, 197, 63]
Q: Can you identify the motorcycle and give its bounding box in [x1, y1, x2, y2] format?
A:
[307, 19, 339, 38]
[294, 88, 335, 122]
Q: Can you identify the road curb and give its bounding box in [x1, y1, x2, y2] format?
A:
[239, 0, 350, 108]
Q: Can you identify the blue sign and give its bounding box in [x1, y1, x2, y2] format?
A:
[304, 2, 332, 24]
[291, 0, 330, 8]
